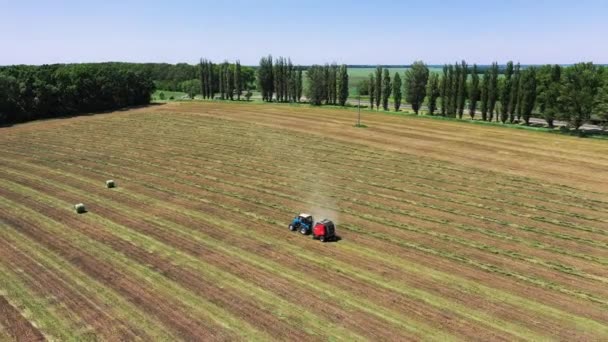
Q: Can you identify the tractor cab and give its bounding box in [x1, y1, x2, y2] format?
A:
[312, 219, 336, 242]
[289, 213, 314, 234]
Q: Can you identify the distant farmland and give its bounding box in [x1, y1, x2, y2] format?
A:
[1, 102, 608, 340]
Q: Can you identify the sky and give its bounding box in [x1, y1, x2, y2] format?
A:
[1, 0, 607, 66]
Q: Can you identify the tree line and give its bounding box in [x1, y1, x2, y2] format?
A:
[198, 59, 253, 101]
[257, 56, 303, 102]
[306, 64, 349, 106]
[0, 63, 154, 125]
[366, 62, 608, 130]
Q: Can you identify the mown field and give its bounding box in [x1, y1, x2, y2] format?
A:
[1, 101, 608, 341]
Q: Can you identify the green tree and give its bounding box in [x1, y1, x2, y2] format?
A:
[180, 79, 201, 99]
[537, 64, 562, 127]
[446, 64, 455, 116]
[500, 61, 514, 123]
[487, 62, 499, 121]
[508, 63, 521, 123]
[202, 58, 208, 100]
[480, 69, 490, 121]
[234, 60, 242, 100]
[520, 68, 537, 125]
[404, 61, 430, 115]
[257, 55, 274, 102]
[560, 63, 601, 129]
[218, 63, 226, 100]
[457, 60, 468, 118]
[426, 73, 440, 115]
[296, 69, 303, 102]
[468, 64, 480, 119]
[440, 65, 448, 116]
[594, 83, 608, 130]
[392, 73, 402, 112]
[337, 64, 349, 106]
[382, 68, 392, 110]
[357, 79, 370, 96]
[306, 65, 326, 106]
[225, 63, 234, 100]
[327, 63, 338, 105]
[375, 66, 382, 110]
[369, 74, 375, 110]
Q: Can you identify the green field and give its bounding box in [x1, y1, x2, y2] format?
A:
[347, 67, 444, 95]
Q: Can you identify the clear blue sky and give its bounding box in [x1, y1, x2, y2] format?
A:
[2, 0, 607, 65]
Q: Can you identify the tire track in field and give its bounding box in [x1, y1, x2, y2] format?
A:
[0, 296, 45, 342]
[0, 166, 455, 340]
[9, 143, 608, 300]
[4, 142, 608, 326]
[3, 161, 604, 342]
[0, 198, 244, 341]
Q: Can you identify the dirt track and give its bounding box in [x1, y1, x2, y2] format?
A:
[1, 101, 607, 340]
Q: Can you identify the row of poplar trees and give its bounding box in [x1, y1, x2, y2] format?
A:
[374, 61, 606, 130]
[257, 56, 303, 102]
[306, 64, 349, 106]
[199, 59, 246, 100]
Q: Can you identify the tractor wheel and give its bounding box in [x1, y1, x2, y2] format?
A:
[320, 236, 326, 243]
[289, 224, 296, 232]
[300, 227, 307, 235]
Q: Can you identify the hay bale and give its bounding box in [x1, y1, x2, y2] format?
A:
[74, 203, 86, 214]
[106, 180, 116, 188]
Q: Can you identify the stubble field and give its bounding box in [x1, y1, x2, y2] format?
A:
[1, 101, 608, 341]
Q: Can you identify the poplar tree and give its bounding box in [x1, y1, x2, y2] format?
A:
[258, 55, 274, 102]
[219, 63, 225, 100]
[296, 69, 303, 102]
[508, 63, 521, 122]
[453, 62, 461, 116]
[306, 65, 326, 105]
[520, 68, 537, 125]
[446, 65, 455, 116]
[404, 61, 430, 115]
[440, 65, 448, 116]
[337, 64, 349, 106]
[209, 61, 216, 100]
[488, 62, 499, 121]
[234, 60, 242, 100]
[375, 66, 382, 110]
[329, 63, 338, 105]
[480, 69, 490, 121]
[369, 74, 375, 110]
[382, 68, 391, 110]
[226, 63, 234, 100]
[516, 74, 524, 121]
[198, 58, 207, 99]
[273, 57, 282, 102]
[500, 61, 514, 123]
[468, 64, 480, 119]
[322, 64, 330, 105]
[457, 60, 468, 118]
[426, 73, 440, 115]
[393, 72, 402, 112]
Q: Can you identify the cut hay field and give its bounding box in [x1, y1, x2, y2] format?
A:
[1, 101, 608, 341]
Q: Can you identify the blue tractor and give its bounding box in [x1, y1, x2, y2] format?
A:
[289, 213, 314, 235]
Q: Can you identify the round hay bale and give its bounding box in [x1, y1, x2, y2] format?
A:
[74, 203, 86, 214]
[106, 180, 116, 188]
